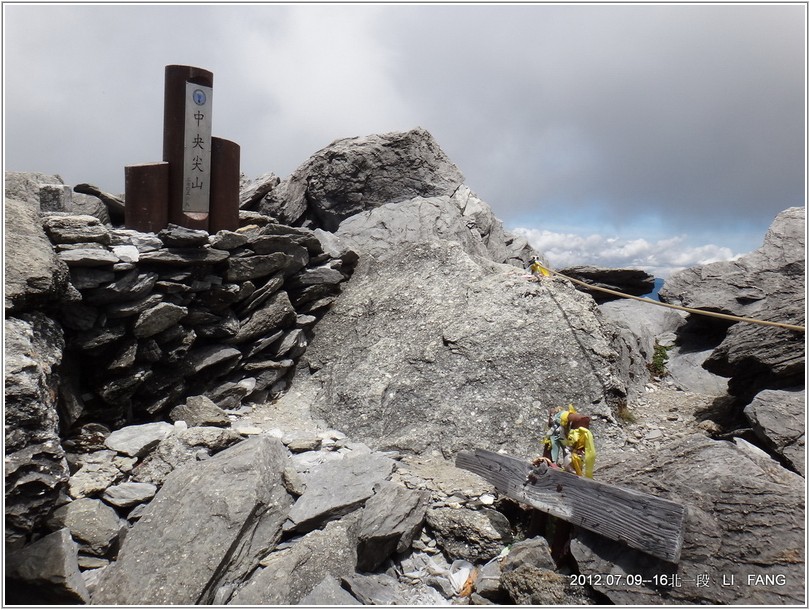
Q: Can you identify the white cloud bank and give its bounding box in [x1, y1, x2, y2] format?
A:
[513, 227, 743, 278]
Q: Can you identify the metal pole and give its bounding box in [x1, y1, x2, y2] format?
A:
[209, 137, 241, 233]
[124, 162, 169, 233]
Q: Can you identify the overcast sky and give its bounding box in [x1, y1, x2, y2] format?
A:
[3, 3, 805, 276]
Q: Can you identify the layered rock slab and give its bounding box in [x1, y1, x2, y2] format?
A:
[91, 436, 292, 605]
[284, 453, 395, 534]
[229, 513, 361, 605]
[5, 197, 71, 313]
[5, 313, 68, 547]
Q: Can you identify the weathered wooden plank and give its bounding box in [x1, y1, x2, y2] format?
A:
[456, 449, 685, 563]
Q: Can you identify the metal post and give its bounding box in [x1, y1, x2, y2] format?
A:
[163, 65, 213, 231]
[209, 137, 241, 233]
[124, 162, 169, 233]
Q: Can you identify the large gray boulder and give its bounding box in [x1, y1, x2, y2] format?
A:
[279, 228, 637, 455]
[572, 433, 805, 604]
[5, 197, 71, 313]
[4, 170, 64, 207]
[5, 313, 68, 548]
[660, 207, 805, 400]
[258, 127, 464, 229]
[91, 437, 292, 605]
[334, 193, 535, 268]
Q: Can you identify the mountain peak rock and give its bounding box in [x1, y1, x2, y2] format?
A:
[256, 127, 465, 230]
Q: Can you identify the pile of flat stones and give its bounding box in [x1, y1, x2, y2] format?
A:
[6, 406, 593, 605]
[41, 213, 357, 428]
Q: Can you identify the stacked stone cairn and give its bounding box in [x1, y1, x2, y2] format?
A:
[44, 214, 357, 428]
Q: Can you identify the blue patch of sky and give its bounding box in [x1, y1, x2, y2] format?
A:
[503, 202, 770, 256]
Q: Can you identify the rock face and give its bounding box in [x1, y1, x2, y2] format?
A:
[572, 433, 805, 605]
[5, 197, 71, 313]
[5, 313, 68, 548]
[91, 436, 292, 605]
[334, 192, 534, 268]
[744, 388, 805, 475]
[261, 128, 645, 456]
[284, 238, 635, 455]
[659, 207, 805, 401]
[256, 127, 465, 230]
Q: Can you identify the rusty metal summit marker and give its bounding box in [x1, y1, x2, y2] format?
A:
[124, 65, 240, 233]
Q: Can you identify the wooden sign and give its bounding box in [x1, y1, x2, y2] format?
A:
[456, 448, 686, 563]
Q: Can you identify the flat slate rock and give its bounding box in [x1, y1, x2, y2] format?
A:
[83, 270, 158, 305]
[6, 528, 90, 604]
[169, 395, 230, 427]
[67, 453, 122, 499]
[210, 230, 248, 250]
[109, 229, 164, 252]
[43, 214, 111, 245]
[102, 482, 158, 508]
[284, 453, 396, 534]
[229, 514, 361, 605]
[229, 290, 297, 344]
[157, 224, 210, 247]
[139, 247, 229, 266]
[92, 437, 292, 605]
[104, 422, 175, 457]
[58, 248, 119, 267]
[47, 498, 121, 557]
[357, 481, 429, 571]
[184, 345, 242, 376]
[132, 302, 188, 338]
[225, 252, 289, 282]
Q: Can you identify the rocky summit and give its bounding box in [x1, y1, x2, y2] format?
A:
[4, 128, 805, 606]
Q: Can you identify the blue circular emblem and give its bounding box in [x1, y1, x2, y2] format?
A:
[192, 89, 207, 106]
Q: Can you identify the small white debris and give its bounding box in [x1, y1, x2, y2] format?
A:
[479, 493, 496, 506]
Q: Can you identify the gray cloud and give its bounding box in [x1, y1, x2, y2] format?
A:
[380, 4, 804, 232]
[4, 4, 804, 258]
